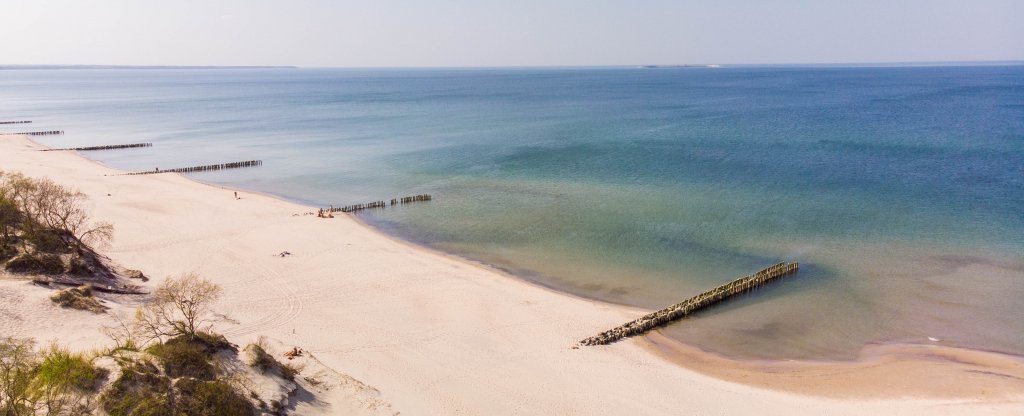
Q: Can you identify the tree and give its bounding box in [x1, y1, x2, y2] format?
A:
[0, 172, 113, 255]
[0, 196, 18, 246]
[135, 274, 223, 344]
[0, 173, 38, 252]
[28, 179, 112, 254]
[0, 337, 35, 416]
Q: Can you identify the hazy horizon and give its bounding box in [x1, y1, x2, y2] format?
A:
[3, 60, 1024, 71]
[2, 1, 1021, 67]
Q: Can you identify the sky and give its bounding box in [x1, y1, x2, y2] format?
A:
[1, 0, 1022, 67]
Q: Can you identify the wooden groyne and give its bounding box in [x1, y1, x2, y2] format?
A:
[578, 262, 799, 346]
[391, 194, 432, 206]
[323, 194, 433, 215]
[44, 143, 152, 152]
[336, 201, 387, 213]
[123, 160, 262, 175]
[0, 120, 32, 125]
[0, 130, 63, 136]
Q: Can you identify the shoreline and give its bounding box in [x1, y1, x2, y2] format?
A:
[3, 134, 1023, 413]
[180, 154, 1024, 387]
[641, 332, 1024, 400]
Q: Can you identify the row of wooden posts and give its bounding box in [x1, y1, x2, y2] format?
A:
[43, 143, 153, 152]
[578, 261, 799, 346]
[122, 160, 263, 175]
[326, 194, 433, 214]
[0, 130, 63, 136]
[10, 122, 440, 218]
[1, 124, 262, 177]
[334, 201, 387, 213]
[393, 194, 432, 205]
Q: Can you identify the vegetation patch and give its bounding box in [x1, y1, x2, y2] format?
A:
[193, 331, 236, 354]
[102, 340, 258, 416]
[67, 256, 92, 276]
[174, 378, 258, 416]
[50, 284, 107, 313]
[245, 336, 301, 382]
[147, 339, 217, 381]
[4, 253, 65, 275]
[1, 339, 107, 416]
[101, 363, 174, 416]
[245, 338, 278, 373]
[25, 230, 70, 254]
[34, 345, 107, 392]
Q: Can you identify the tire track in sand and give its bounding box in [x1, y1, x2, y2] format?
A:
[219, 247, 303, 338]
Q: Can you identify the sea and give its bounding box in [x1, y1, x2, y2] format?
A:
[2, 65, 1022, 361]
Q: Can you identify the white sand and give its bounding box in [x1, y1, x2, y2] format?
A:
[2, 134, 1022, 415]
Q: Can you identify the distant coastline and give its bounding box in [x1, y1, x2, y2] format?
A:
[3, 60, 1022, 71]
[638, 64, 721, 68]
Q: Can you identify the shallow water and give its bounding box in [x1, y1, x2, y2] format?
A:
[2, 65, 1022, 360]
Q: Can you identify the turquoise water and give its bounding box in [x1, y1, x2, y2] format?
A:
[2, 66, 1022, 360]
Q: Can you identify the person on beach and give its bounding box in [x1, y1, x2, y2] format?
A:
[234, 191, 238, 199]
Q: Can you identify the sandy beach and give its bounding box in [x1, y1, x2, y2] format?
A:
[2, 133, 1023, 415]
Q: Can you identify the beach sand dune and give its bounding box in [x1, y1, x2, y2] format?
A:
[2, 135, 1022, 415]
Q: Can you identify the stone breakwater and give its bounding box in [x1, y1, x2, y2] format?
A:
[579, 262, 799, 346]
[0, 120, 32, 124]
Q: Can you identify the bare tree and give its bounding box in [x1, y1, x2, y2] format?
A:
[0, 173, 113, 254]
[100, 313, 138, 352]
[31, 179, 112, 253]
[135, 273, 223, 343]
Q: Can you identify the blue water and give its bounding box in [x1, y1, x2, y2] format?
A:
[2, 66, 1022, 360]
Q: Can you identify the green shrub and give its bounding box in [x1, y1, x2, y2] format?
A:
[20, 345, 108, 416]
[34, 346, 105, 393]
[50, 285, 106, 313]
[0, 337, 36, 416]
[146, 340, 216, 381]
[4, 253, 65, 275]
[193, 331, 235, 353]
[100, 365, 173, 416]
[174, 378, 257, 416]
